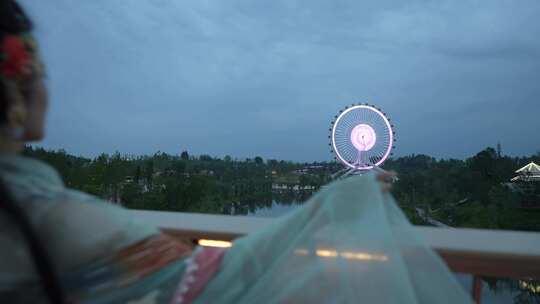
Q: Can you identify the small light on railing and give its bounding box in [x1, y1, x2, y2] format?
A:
[316, 249, 339, 257]
[198, 239, 232, 248]
[294, 247, 388, 262]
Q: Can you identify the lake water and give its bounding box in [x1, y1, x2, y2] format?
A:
[249, 200, 527, 304]
[248, 200, 299, 217]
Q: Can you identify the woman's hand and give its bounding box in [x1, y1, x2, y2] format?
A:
[376, 170, 397, 193]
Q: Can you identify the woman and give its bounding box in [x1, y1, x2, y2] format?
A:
[0, 1, 472, 303]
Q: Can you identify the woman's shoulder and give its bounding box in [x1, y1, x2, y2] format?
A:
[0, 154, 66, 211]
[0, 154, 64, 188]
[0, 154, 159, 273]
[0, 153, 158, 232]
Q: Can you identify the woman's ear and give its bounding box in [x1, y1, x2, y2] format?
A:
[7, 100, 27, 128]
[4, 81, 28, 127]
[2, 85, 27, 141]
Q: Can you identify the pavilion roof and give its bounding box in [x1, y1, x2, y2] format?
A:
[515, 162, 540, 175]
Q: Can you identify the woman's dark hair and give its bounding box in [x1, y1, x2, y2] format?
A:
[0, 0, 33, 123]
[0, 2, 65, 303]
[0, 0, 33, 34]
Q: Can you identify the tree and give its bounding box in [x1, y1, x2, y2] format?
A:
[134, 166, 141, 183]
[121, 182, 142, 208]
[173, 161, 186, 178]
[254, 156, 264, 165]
[299, 174, 309, 187]
[534, 150, 540, 163]
[268, 159, 278, 168]
[145, 160, 154, 189]
[468, 148, 497, 180]
[488, 185, 519, 208]
[181, 151, 189, 161]
[467, 147, 499, 205]
[200, 155, 212, 161]
[106, 152, 126, 203]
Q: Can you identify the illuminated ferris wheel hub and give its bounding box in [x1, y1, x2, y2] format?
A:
[350, 124, 376, 151]
[330, 103, 395, 174]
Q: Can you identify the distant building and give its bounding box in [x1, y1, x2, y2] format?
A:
[271, 183, 316, 191]
[292, 165, 324, 175]
[511, 162, 540, 208]
[511, 162, 540, 182]
[293, 168, 309, 175]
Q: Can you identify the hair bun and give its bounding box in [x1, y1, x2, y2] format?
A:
[0, 0, 33, 35]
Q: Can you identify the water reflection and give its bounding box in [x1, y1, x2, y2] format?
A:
[224, 190, 311, 216]
[248, 201, 298, 217]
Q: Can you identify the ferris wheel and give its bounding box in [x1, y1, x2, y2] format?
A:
[329, 103, 395, 176]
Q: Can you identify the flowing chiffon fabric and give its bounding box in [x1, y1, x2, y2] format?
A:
[196, 174, 473, 303]
[0, 155, 473, 303]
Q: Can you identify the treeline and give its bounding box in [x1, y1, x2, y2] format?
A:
[23, 146, 540, 231]
[22, 147, 335, 214]
[383, 148, 540, 230]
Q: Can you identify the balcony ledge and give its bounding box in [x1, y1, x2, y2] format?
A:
[129, 210, 540, 279]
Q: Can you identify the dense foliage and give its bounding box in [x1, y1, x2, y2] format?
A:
[23, 147, 336, 214]
[23, 146, 540, 231]
[384, 148, 540, 230]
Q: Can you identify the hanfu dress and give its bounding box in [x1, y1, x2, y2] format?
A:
[0, 155, 472, 303]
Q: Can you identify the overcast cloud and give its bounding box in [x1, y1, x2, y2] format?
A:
[20, 0, 540, 161]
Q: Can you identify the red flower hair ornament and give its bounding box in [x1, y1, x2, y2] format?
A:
[0, 35, 33, 79]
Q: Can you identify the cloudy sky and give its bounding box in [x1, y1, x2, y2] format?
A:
[20, 0, 540, 161]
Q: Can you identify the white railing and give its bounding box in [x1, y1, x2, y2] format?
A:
[130, 210, 540, 303]
[129, 210, 540, 280]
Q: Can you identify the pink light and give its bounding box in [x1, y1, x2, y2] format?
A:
[350, 124, 376, 151]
